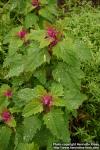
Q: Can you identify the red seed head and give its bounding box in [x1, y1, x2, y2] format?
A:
[32, 0, 40, 7]
[1, 111, 11, 122]
[42, 95, 52, 107]
[17, 29, 27, 39]
[4, 90, 12, 98]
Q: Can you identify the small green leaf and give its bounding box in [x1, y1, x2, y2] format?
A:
[53, 98, 66, 107]
[34, 67, 46, 85]
[24, 13, 38, 28]
[50, 83, 64, 97]
[53, 39, 79, 66]
[5, 64, 24, 78]
[9, 38, 23, 55]
[53, 62, 83, 90]
[39, 8, 54, 22]
[7, 117, 16, 127]
[25, 49, 50, 72]
[33, 85, 47, 98]
[17, 88, 35, 104]
[39, 38, 51, 48]
[64, 89, 87, 111]
[23, 99, 43, 117]
[29, 30, 45, 42]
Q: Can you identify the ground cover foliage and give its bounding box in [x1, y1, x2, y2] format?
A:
[0, 0, 100, 150]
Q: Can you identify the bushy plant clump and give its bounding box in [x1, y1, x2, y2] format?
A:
[0, 0, 99, 149]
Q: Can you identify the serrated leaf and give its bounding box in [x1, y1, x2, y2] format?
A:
[0, 84, 11, 112]
[53, 39, 79, 66]
[23, 99, 43, 117]
[34, 67, 46, 85]
[0, 84, 11, 96]
[24, 13, 38, 28]
[0, 126, 12, 149]
[39, 7, 54, 22]
[5, 64, 24, 78]
[53, 98, 66, 107]
[43, 108, 70, 141]
[29, 30, 45, 42]
[50, 83, 64, 97]
[25, 49, 50, 72]
[29, 30, 50, 48]
[23, 116, 41, 142]
[64, 89, 87, 110]
[16, 142, 39, 150]
[14, 125, 24, 147]
[3, 53, 23, 68]
[17, 86, 46, 108]
[33, 85, 47, 98]
[9, 38, 23, 55]
[53, 62, 84, 90]
[3, 53, 25, 78]
[33, 127, 53, 147]
[39, 38, 51, 48]
[17, 88, 35, 104]
[7, 117, 16, 127]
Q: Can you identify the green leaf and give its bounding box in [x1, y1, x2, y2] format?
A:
[53, 98, 66, 107]
[3, 53, 23, 68]
[7, 117, 16, 128]
[34, 67, 46, 85]
[0, 84, 11, 96]
[23, 116, 41, 142]
[5, 64, 24, 78]
[0, 126, 12, 150]
[0, 84, 11, 112]
[33, 85, 47, 98]
[0, 100, 9, 113]
[23, 99, 43, 117]
[53, 39, 79, 66]
[17, 88, 35, 104]
[9, 38, 23, 55]
[50, 83, 64, 97]
[25, 49, 50, 72]
[16, 142, 39, 150]
[39, 38, 51, 48]
[24, 13, 38, 28]
[43, 108, 70, 141]
[53, 62, 84, 90]
[29, 30, 45, 42]
[4, 54, 25, 78]
[29, 30, 50, 48]
[17, 86, 46, 108]
[64, 89, 87, 111]
[39, 7, 54, 22]
[33, 127, 53, 147]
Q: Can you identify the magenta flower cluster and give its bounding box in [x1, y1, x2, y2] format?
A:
[1, 110, 11, 122]
[42, 95, 52, 108]
[47, 27, 60, 49]
[4, 90, 12, 98]
[32, 0, 40, 8]
[17, 29, 27, 39]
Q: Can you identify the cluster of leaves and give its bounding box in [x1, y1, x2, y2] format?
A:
[0, 0, 99, 150]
